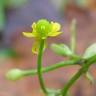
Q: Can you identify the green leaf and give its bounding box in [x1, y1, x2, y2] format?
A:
[83, 43, 96, 59]
[50, 44, 73, 56]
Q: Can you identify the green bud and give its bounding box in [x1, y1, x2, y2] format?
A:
[6, 69, 23, 81]
[51, 43, 73, 56]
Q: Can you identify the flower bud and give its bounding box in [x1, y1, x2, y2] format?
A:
[6, 69, 23, 81]
[51, 44, 73, 56]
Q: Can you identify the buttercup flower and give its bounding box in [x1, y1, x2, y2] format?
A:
[22, 19, 62, 54]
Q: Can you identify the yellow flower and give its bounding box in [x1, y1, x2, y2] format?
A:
[22, 19, 62, 54]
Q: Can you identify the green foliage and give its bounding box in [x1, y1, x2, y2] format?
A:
[0, 48, 17, 58]
[0, 0, 27, 31]
[83, 43, 96, 59]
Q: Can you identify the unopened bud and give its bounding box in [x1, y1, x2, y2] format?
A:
[6, 69, 23, 81]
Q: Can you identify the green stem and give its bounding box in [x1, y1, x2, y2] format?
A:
[37, 39, 47, 94]
[61, 55, 96, 96]
[23, 60, 78, 76]
[70, 19, 77, 53]
[61, 68, 84, 96]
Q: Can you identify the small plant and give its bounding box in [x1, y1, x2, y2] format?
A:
[6, 19, 96, 96]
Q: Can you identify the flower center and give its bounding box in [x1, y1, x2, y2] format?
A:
[36, 19, 51, 38]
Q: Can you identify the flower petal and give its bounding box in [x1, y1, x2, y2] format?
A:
[22, 32, 36, 38]
[48, 32, 62, 37]
[32, 39, 46, 54]
[31, 22, 36, 29]
[51, 22, 61, 32]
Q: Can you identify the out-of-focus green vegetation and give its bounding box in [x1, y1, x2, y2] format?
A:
[0, 0, 27, 31]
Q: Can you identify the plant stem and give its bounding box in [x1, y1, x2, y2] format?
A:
[37, 39, 47, 94]
[61, 68, 84, 96]
[61, 55, 96, 96]
[70, 19, 77, 53]
[23, 60, 79, 76]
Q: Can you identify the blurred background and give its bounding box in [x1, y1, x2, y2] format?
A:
[0, 0, 96, 96]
